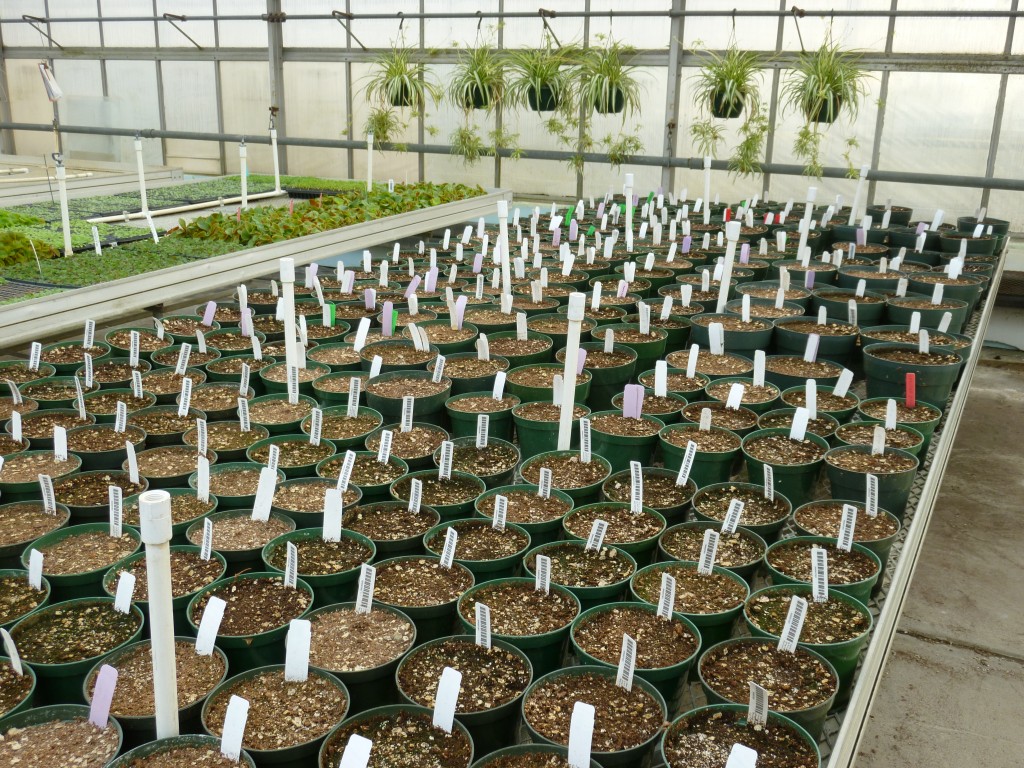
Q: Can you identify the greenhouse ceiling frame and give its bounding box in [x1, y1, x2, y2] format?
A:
[0, 1, 1021, 205]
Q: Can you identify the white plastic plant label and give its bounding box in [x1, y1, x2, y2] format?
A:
[567, 702, 595, 768]
[1, 628, 22, 677]
[777, 595, 808, 653]
[686, 344, 699, 379]
[615, 633, 638, 692]
[866, 473, 879, 518]
[284, 619, 312, 682]
[492, 495, 508, 531]
[237, 398, 251, 432]
[579, 418, 592, 463]
[833, 369, 854, 399]
[178, 377, 193, 417]
[475, 602, 492, 650]
[789, 407, 810, 442]
[763, 464, 775, 500]
[335, 451, 356, 494]
[708, 323, 725, 356]
[267, 444, 281, 474]
[125, 441, 140, 484]
[28, 549, 43, 591]
[195, 596, 226, 656]
[805, 380, 818, 420]
[284, 541, 299, 588]
[113, 571, 135, 614]
[699, 408, 713, 432]
[28, 341, 41, 372]
[676, 441, 697, 487]
[355, 564, 375, 614]
[201, 518, 213, 561]
[657, 572, 676, 620]
[432, 667, 462, 734]
[83, 318, 96, 349]
[747, 681, 769, 727]
[725, 383, 745, 411]
[918, 329, 930, 355]
[250, 466, 278, 521]
[309, 407, 323, 447]
[219, 695, 250, 761]
[347, 377, 361, 418]
[848, 299, 858, 327]
[838, 505, 857, 552]
[811, 547, 829, 602]
[938, 312, 953, 334]
[538, 468, 552, 499]
[476, 414, 489, 449]
[492, 371, 506, 400]
[109, 485, 123, 538]
[438, 440, 454, 481]
[407, 478, 423, 514]
[585, 519, 608, 552]
[53, 426, 68, 462]
[803, 333, 819, 364]
[322, 489, 344, 542]
[401, 396, 415, 432]
[39, 474, 56, 513]
[88, 663, 118, 728]
[534, 553, 551, 595]
[722, 499, 744, 535]
[698, 528, 719, 575]
[871, 425, 887, 456]
[376, 430, 393, 464]
[175, 343, 192, 376]
[629, 461, 644, 514]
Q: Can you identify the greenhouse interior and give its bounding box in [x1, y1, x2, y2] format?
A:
[0, 2, 1020, 767]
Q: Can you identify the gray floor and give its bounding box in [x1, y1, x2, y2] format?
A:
[856, 348, 1024, 767]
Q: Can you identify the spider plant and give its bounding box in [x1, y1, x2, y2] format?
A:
[575, 40, 643, 117]
[363, 46, 441, 115]
[505, 39, 578, 115]
[364, 106, 406, 151]
[449, 126, 486, 165]
[449, 44, 505, 112]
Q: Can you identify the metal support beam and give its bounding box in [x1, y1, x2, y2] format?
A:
[417, 1, 425, 183]
[761, 0, 788, 195]
[575, 0, 590, 200]
[981, 0, 1018, 212]
[213, 0, 227, 175]
[344, 0, 355, 179]
[660, 0, 685, 194]
[0, 17, 15, 154]
[866, 0, 899, 207]
[266, 0, 288, 174]
[494, 0, 504, 189]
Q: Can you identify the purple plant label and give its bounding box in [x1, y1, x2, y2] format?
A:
[200, 301, 218, 327]
[682, 235, 692, 253]
[552, 227, 561, 247]
[916, 221, 928, 235]
[364, 288, 375, 309]
[569, 219, 578, 241]
[425, 267, 439, 293]
[577, 350, 588, 375]
[404, 275, 422, 298]
[382, 301, 394, 337]
[622, 384, 644, 419]
[804, 270, 815, 289]
[89, 664, 119, 728]
[472, 252, 484, 274]
[617, 280, 629, 298]
[597, 202, 606, 218]
[739, 243, 750, 264]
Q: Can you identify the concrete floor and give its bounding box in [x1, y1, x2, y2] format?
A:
[856, 348, 1024, 767]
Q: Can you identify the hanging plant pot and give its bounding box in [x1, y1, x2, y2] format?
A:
[808, 94, 843, 123]
[527, 83, 560, 112]
[593, 86, 626, 114]
[711, 90, 745, 119]
[390, 82, 414, 107]
[462, 85, 492, 110]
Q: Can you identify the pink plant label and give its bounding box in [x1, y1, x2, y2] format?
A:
[552, 228, 561, 247]
[453, 296, 468, 330]
[89, 664, 119, 728]
[569, 219, 578, 241]
[382, 301, 394, 337]
[404, 276, 422, 298]
[202, 301, 217, 326]
[597, 202, 606, 217]
[472, 253, 484, 273]
[905, 373, 917, 408]
[622, 384, 644, 419]
[577, 350, 588, 375]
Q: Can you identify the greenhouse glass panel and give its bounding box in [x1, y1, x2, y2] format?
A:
[216, 0, 268, 47]
[99, 0, 156, 48]
[47, 0, 102, 47]
[155, 0, 217, 49]
[893, 0, 1011, 54]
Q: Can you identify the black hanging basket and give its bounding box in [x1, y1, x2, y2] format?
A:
[810, 94, 843, 124]
[389, 83, 414, 108]
[527, 84, 560, 112]
[461, 85, 492, 110]
[711, 91, 745, 119]
[594, 87, 626, 115]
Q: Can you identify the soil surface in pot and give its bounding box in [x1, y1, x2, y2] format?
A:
[442, 358, 508, 379]
[696, 485, 789, 526]
[865, 328, 960, 347]
[248, 398, 313, 425]
[514, 403, 587, 422]
[87, 639, 225, 717]
[205, 357, 273, 375]
[392, 474, 479, 507]
[68, 425, 145, 453]
[108, 329, 165, 351]
[129, 410, 193, 436]
[262, 364, 327, 384]
[342, 504, 437, 542]
[611, 393, 683, 416]
[706, 380, 779, 405]
[777, 320, 856, 337]
[400, 638, 531, 711]
[489, 337, 552, 358]
[575, 605, 698, 667]
[313, 374, 367, 395]
[366, 425, 446, 461]
[590, 414, 661, 438]
[0, 453, 76, 483]
[700, 640, 837, 711]
[191, 577, 311, 635]
[565, 505, 663, 544]
[266, 536, 371, 575]
[204, 668, 347, 751]
[540, 543, 634, 588]
[683, 402, 758, 432]
[667, 350, 751, 377]
[860, 400, 940, 424]
[153, 349, 218, 368]
[0, 716, 120, 767]
[604, 472, 693, 509]
[320, 454, 405, 488]
[745, 435, 826, 464]
[187, 515, 291, 552]
[13, 600, 141, 664]
[663, 706, 818, 768]
[661, 527, 764, 568]
[447, 443, 518, 477]
[692, 316, 771, 332]
[638, 371, 706, 393]
[308, 606, 415, 672]
[427, 521, 527, 561]
[191, 385, 249, 414]
[633, 565, 746, 614]
[316, 413, 381, 441]
[765, 357, 842, 379]
[866, 348, 959, 366]
[18, 411, 88, 439]
[207, 468, 264, 498]
[114, 550, 222, 600]
[373, 559, 472, 608]
[447, 395, 518, 414]
[663, 425, 742, 453]
[759, 412, 836, 438]
[559, 349, 634, 370]
[185, 423, 261, 453]
[322, 709, 471, 768]
[521, 455, 606, 490]
[251, 439, 333, 468]
[137, 447, 213, 479]
[41, 343, 107, 366]
[0, 362, 51, 384]
[825, 448, 917, 473]
[783, 389, 857, 413]
[0, 502, 65, 547]
[836, 423, 921, 450]
[206, 331, 252, 351]
[795, 502, 899, 541]
[38, 531, 138, 576]
[21, 382, 83, 403]
[767, 541, 878, 584]
[478, 490, 570, 525]
[747, 588, 868, 644]
[507, 367, 587, 389]
[273, 481, 359, 513]
[524, 671, 662, 752]
[361, 345, 435, 367]
[418, 326, 477, 345]
[77, 361, 146, 386]
[0, 573, 48, 626]
[55, 473, 145, 508]
[460, 580, 578, 636]
[125, 493, 214, 529]
[0, 661, 33, 715]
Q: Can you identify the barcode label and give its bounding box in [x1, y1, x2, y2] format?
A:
[811, 547, 829, 602]
[267, 444, 281, 473]
[676, 441, 698, 486]
[838, 505, 857, 552]
[492, 495, 508, 531]
[401, 396, 415, 432]
[355, 564, 375, 614]
[475, 602, 492, 649]
[287, 366, 299, 405]
[629, 461, 644, 514]
[777, 595, 808, 653]
[239, 362, 251, 396]
[108, 485, 123, 538]
[195, 418, 208, 456]
[698, 529, 719, 575]
[538, 468, 552, 498]
[408, 478, 423, 513]
[238, 397, 251, 431]
[432, 355, 446, 383]
[28, 342, 41, 371]
[866, 473, 879, 517]
[438, 440, 454, 481]
[747, 682, 769, 726]
[476, 414, 489, 449]
[763, 465, 775, 500]
[114, 402, 128, 434]
[178, 377, 193, 417]
[535, 554, 551, 594]
[585, 519, 608, 552]
[657, 572, 676, 620]
[722, 499, 744, 534]
[615, 633, 637, 692]
[201, 518, 213, 560]
[580, 418, 592, 463]
[347, 377, 361, 418]
[131, 370, 143, 399]
[83, 318, 95, 348]
[74, 378, 85, 418]
[377, 430, 393, 464]
[284, 541, 298, 588]
[336, 450, 356, 494]
[175, 343, 192, 376]
[83, 354, 94, 388]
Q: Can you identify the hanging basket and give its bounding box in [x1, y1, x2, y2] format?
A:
[527, 84, 560, 112]
[461, 85, 492, 110]
[388, 83, 414, 108]
[809, 94, 843, 123]
[711, 90, 745, 119]
[593, 87, 626, 115]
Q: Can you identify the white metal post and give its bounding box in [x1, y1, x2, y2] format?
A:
[134, 137, 149, 215]
[366, 133, 374, 192]
[497, 200, 511, 296]
[280, 258, 299, 372]
[270, 129, 282, 194]
[557, 292, 586, 450]
[138, 489, 179, 739]
[239, 142, 248, 209]
[717, 221, 741, 313]
[703, 157, 712, 225]
[55, 159, 73, 257]
[624, 173, 634, 253]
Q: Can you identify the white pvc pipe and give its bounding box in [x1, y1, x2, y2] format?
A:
[847, 164, 870, 226]
[270, 129, 282, 194]
[85, 190, 285, 224]
[624, 173, 634, 253]
[366, 133, 374, 193]
[55, 164, 73, 257]
[134, 138, 149, 215]
[703, 157, 712, 225]
[138, 489, 180, 740]
[497, 200, 511, 297]
[798, 186, 817, 254]
[0, 171, 94, 184]
[280, 257, 300, 372]
[0, 168, 29, 175]
[716, 221, 741, 314]
[557, 292, 586, 451]
[239, 144, 248, 209]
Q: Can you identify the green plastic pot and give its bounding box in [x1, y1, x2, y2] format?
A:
[424, 519, 531, 582]
[938, 231, 997, 256]
[23, 523, 141, 602]
[512, 402, 591, 459]
[106, 734, 256, 768]
[762, 356, 843, 391]
[187, 384, 255, 422]
[0, 652, 36, 717]
[862, 342, 962, 408]
[372, 555, 475, 644]
[397, 634, 532, 755]
[857, 396, 942, 454]
[691, 481, 793, 544]
[589, 323, 667, 374]
[318, 704, 475, 768]
[445, 391, 520, 442]
[202, 664, 349, 765]
[792, 500, 901, 585]
[343, 501, 440, 557]
[259, 361, 330, 397]
[19, 377, 98, 409]
[457, 576, 577, 677]
[470, 744, 601, 768]
[6, 409, 93, 451]
[630, 560, 749, 647]
[300, 405, 382, 451]
[10, 597, 144, 704]
[262, 527, 375, 606]
[66, 424, 146, 471]
[84, 388, 157, 425]
[506, 363, 592, 405]
[0, 704, 123, 756]
[885, 296, 970, 334]
[40, 341, 113, 375]
[812, 286, 888, 325]
[247, 393, 318, 435]
[703, 377, 780, 415]
[305, 343, 360, 372]
[85, 637, 229, 747]
[601, 468, 695, 525]
[588, 410, 665, 474]
[557, 342, 636, 412]
[659, 704, 820, 768]
[365, 371, 452, 427]
[744, 583, 871, 703]
[474, 485, 574, 547]
[245, 434, 336, 479]
[188, 461, 285, 510]
[521, 539, 636, 611]
[522, 665, 667, 767]
[0, 568, 51, 632]
[834, 421, 924, 457]
[780, 384, 860, 424]
[306, 601, 416, 714]
[186, 573, 314, 674]
[657, 521, 766, 583]
[0, 502, 70, 568]
[571, 601, 702, 708]
[317, 451, 408, 502]
[102, 546, 227, 634]
[518, 450, 611, 504]
[76, 359, 153, 392]
[658, 424, 742, 489]
[697, 636, 838, 739]
[825, 444, 920, 520]
[764, 536, 882, 605]
[742, 428, 829, 509]
[390, 469, 486, 521]
[128, 405, 206, 447]
[485, 330, 555, 368]
[185, 509, 294, 574]
[562, 502, 666, 564]
[689, 314, 774, 355]
[772, 317, 859, 365]
[836, 266, 907, 294]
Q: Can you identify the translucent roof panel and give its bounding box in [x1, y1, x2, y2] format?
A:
[155, 0, 217, 49]
[893, 0, 1012, 55]
[683, 0, 784, 53]
[99, 0, 156, 48]
[215, 0, 267, 48]
[780, 1, 893, 53]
